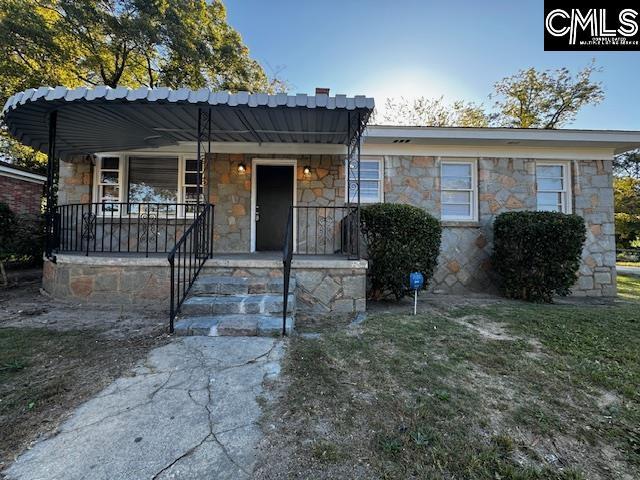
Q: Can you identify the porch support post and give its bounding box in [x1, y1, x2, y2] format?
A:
[356, 111, 362, 259]
[44, 110, 58, 260]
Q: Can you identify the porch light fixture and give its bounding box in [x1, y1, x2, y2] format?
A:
[303, 165, 312, 177]
[237, 163, 246, 174]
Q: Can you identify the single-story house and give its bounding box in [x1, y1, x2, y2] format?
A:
[0, 160, 46, 215]
[3, 86, 639, 335]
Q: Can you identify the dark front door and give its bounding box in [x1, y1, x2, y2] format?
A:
[255, 164, 294, 251]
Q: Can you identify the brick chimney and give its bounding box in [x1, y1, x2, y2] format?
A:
[315, 87, 330, 96]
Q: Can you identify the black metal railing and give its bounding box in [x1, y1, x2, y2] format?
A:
[282, 207, 294, 336]
[55, 203, 203, 257]
[292, 205, 359, 258]
[168, 204, 214, 332]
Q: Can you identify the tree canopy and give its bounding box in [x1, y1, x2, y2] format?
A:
[381, 63, 603, 129]
[378, 96, 490, 127]
[0, 0, 281, 172]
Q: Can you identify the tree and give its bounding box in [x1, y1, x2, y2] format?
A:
[492, 62, 604, 129]
[378, 96, 490, 127]
[0, 0, 281, 166]
[614, 176, 640, 248]
[614, 150, 640, 179]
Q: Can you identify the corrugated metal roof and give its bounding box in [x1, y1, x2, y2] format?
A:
[2, 86, 374, 155]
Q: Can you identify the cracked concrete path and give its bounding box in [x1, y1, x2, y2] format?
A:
[4, 337, 283, 480]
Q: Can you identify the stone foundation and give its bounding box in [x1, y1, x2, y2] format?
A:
[43, 255, 367, 314]
[43, 256, 170, 308]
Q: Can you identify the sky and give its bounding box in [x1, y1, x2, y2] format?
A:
[224, 0, 640, 130]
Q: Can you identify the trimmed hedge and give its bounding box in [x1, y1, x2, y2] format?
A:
[492, 211, 586, 302]
[360, 203, 441, 300]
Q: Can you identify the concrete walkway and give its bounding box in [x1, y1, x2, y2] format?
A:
[4, 337, 283, 480]
[617, 265, 640, 277]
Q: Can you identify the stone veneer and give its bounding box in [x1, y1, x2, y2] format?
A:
[43, 256, 367, 314]
[384, 156, 616, 296]
[208, 153, 344, 252]
[53, 152, 617, 298]
[43, 257, 170, 307]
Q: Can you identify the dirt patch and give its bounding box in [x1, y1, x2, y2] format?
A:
[0, 282, 169, 469]
[0, 282, 165, 338]
[451, 314, 518, 341]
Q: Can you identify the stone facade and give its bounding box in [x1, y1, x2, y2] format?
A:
[208, 153, 344, 252]
[58, 157, 92, 205]
[43, 256, 366, 314]
[53, 151, 617, 298]
[43, 257, 170, 307]
[382, 156, 616, 296]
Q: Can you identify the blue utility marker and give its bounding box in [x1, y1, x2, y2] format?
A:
[409, 272, 424, 290]
[409, 272, 424, 315]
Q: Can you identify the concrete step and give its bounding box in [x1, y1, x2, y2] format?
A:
[174, 314, 294, 337]
[181, 293, 295, 316]
[191, 275, 296, 296]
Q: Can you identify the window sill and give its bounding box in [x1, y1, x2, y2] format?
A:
[441, 221, 481, 228]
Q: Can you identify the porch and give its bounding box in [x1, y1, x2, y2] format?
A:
[3, 86, 374, 333]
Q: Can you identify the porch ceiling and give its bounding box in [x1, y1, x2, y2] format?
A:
[2, 86, 374, 156]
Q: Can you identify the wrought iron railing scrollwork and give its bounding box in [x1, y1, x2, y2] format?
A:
[54, 203, 201, 257]
[291, 205, 359, 258]
[168, 203, 214, 333]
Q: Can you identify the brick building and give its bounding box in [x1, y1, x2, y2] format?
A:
[0, 160, 45, 215]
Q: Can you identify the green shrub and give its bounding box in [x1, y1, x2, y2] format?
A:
[0, 203, 44, 268]
[360, 203, 441, 300]
[492, 211, 586, 302]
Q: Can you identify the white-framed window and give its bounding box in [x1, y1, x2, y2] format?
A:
[346, 157, 383, 203]
[440, 159, 477, 221]
[536, 162, 572, 213]
[183, 158, 206, 214]
[94, 154, 206, 216]
[96, 156, 122, 212]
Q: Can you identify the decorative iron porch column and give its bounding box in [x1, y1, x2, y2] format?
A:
[44, 110, 58, 260]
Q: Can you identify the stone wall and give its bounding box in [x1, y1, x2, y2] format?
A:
[43, 256, 367, 315]
[572, 160, 617, 296]
[43, 258, 170, 308]
[383, 156, 616, 296]
[201, 261, 367, 314]
[208, 153, 344, 252]
[58, 157, 92, 205]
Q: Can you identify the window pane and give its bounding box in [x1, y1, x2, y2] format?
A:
[442, 163, 471, 177]
[538, 178, 563, 191]
[101, 157, 119, 170]
[537, 192, 562, 206]
[348, 160, 381, 202]
[442, 191, 471, 204]
[442, 204, 471, 217]
[184, 186, 204, 203]
[537, 203, 561, 212]
[100, 185, 119, 201]
[100, 172, 119, 184]
[185, 159, 201, 172]
[184, 173, 199, 185]
[537, 165, 563, 177]
[442, 176, 472, 189]
[128, 156, 178, 203]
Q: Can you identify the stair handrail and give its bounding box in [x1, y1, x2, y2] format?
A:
[168, 203, 214, 333]
[281, 206, 294, 336]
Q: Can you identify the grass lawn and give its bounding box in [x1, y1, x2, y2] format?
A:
[0, 328, 163, 465]
[617, 261, 640, 267]
[258, 275, 640, 479]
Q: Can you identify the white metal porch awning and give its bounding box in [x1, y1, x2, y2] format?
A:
[2, 86, 375, 156]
